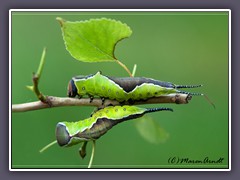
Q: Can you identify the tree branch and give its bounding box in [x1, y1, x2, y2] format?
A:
[12, 94, 192, 112]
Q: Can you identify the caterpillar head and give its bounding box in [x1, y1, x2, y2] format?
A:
[56, 122, 86, 147]
[56, 123, 71, 146]
[67, 79, 78, 97]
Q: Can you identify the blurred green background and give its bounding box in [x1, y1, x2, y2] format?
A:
[11, 11, 229, 169]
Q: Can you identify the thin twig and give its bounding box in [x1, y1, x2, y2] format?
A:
[39, 140, 57, 153]
[32, 48, 48, 103]
[37, 47, 47, 79]
[12, 94, 191, 112]
[88, 140, 96, 168]
[132, 64, 137, 77]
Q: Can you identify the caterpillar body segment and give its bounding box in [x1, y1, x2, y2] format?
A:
[67, 71, 203, 102]
[56, 105, 173, 147]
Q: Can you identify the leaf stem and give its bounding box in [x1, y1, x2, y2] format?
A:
[115, 59, 133, 77]
[88, 140, 96, 168]
[39, 140, 57, 153]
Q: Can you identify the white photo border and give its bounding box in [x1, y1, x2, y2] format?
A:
[9, 9, 231, 171]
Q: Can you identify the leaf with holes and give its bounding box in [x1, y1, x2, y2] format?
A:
[57, 17, 132, 62]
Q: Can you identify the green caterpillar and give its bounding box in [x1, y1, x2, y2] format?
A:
[56, 105, 173, 147]
[67, 71, 203, 103]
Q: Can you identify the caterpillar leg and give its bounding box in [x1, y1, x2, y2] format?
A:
[100, 97, 105, 105]
[88, 95, 94, 103]
[128, 98, 135, 105]
[77, 95, 82, 99]
[79, 141, 88, 159]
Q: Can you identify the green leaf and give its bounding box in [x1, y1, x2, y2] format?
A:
[134, 116, 169, 144]
[57, 17, 132, 62]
